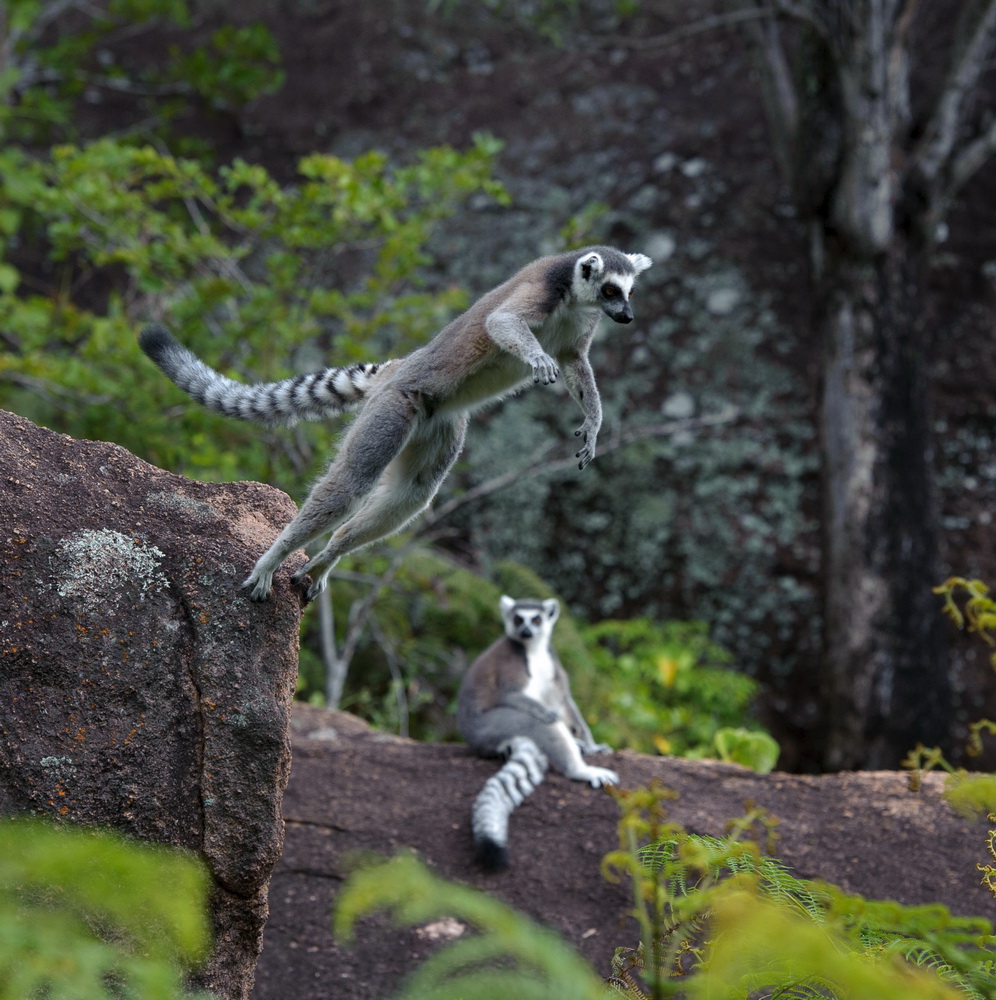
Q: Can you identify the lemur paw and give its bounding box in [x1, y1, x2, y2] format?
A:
[583, 766, 619, 788]
[241, 574, 274, 602]
[303, 575, 329, 603]
[575, 443, 597, 470]
[574, 424, 598, 469]
[569, 760, 619, 788]
[528, 351, 559, 385]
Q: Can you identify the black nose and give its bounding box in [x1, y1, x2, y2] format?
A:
[520, 627, 533, 638]
[614, 312, 633, 324]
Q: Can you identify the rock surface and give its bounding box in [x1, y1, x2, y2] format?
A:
[0, 409, 306, 999]
[253, 703, 996, 999]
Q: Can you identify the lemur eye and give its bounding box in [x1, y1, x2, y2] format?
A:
[531, 615, 542, 626]
[602, 285, 619, 298]
[513, 615, 524, 626]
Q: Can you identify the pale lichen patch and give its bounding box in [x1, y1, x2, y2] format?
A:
[55, 528, 169, 612]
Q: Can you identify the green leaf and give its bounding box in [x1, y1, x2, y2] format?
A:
[713, 726, 781, 773]
[0, 819, 211, 1000]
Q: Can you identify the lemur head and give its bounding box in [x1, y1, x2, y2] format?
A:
[499, 595, 559, 647]
[572, 247, 653, 324]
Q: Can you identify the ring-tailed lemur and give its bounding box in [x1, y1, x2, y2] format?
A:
[457, 595, 618, 871]
[139, 247, 651, 601]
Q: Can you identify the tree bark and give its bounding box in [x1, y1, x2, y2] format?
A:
[818, 238, 949, 769]
[737, 0, 967, 768]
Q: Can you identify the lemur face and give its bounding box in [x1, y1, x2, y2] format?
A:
[598, 275, 636, 324]
[510, 608, 545, 640]
[576, 250, 652, 325]
[499, 595, 559, 643]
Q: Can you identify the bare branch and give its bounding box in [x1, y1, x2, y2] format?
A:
[769, 0, 832, 38]
[736, 1, 800, 184]
[316, 589, 342, 708]
[605, 5, 776, 51]
[424, 406, 742, 528]
[423, 441, 558, 526]
[914, 0, 996, 183]
[368, 616, 409, 738]
[948, 115, 996, 198]
[326, 541, 412, 705]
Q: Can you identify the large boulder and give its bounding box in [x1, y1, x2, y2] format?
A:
[0, 409, 305, 999]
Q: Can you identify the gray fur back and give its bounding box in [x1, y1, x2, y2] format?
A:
[139, 324, 392, 426]
[471, 735, 548, 871]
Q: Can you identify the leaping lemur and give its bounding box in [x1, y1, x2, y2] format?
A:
[457, 595, 618, 871]
[139, 246, 651, 601]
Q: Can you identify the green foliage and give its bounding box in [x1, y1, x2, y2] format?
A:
[309, 546, 508, 739]
[0, 135, 505, 487]
[577, 617, 776, 765]
[603, 783, 996, 1000]
[0, 818, 211, 1000]
[712, 726, 780, 773]
[935, 577, 996, 670]
[307, 554, 775, 762]
[0, 0, 283, 146]
[903, 743, 996, 823]
[334, 853, 605, 1000]
[931, 577, 996, 901]
[689, 887, 967, 1000]
[169, 22, 284, 113]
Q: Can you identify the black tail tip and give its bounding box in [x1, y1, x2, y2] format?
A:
[138, 323, 177, 360]
[476, 839, 510, 872]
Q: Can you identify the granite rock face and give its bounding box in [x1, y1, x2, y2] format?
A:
[0, 409, 306, 999]
[253, 704, 996, 1000]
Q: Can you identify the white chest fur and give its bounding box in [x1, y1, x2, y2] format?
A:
[520, 643, 558, 704]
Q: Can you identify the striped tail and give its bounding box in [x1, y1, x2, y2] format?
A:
[139, 324, 394, 427]
[471, 736, 548, 871]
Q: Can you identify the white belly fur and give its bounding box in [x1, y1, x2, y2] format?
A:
[521, 646, 557, 704]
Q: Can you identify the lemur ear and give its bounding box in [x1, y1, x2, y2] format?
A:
[499, 595, 515, 615]
[542, 598, 560, 622]
[579, 252, 604, 282]
[627, 253, 653, 275]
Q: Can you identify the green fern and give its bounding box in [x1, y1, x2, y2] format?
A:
[604, 784, 996, 1000]
[0, 818, 211, 1000]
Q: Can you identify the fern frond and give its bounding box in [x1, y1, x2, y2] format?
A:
[335, 854, 605, 1000]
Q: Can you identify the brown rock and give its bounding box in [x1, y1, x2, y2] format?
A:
[253, 703, 996, 999]
[0, 409, 305, 999]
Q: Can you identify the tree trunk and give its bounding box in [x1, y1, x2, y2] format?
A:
[818, 237, 950, 769]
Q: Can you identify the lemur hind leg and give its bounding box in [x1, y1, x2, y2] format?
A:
[242, 387, 423, 601]
[539, 720, 618, 786]
[470, 708, 617, 787]
[293, 411, 469, 600]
